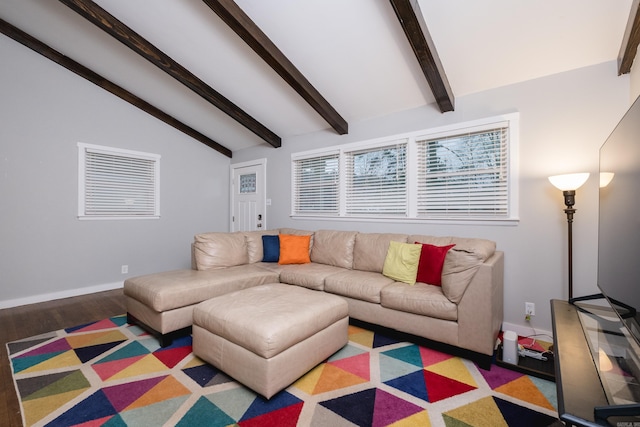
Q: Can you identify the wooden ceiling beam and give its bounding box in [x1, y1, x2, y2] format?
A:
[0, 18, 232, 158]
[202, 0, 348, 135]
[389, 0, 454, 112]
[59, 0, 281, 148]
[619, 0, 640, 75]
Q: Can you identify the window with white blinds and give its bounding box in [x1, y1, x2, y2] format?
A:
[78, 143, 160, 219]
[291, 113, 518, 223]
[417, 126, 508, 218]
[292, 152, 339, 215]
[345, 141, 407, 216]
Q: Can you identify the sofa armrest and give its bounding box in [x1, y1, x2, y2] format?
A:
[456, 251, 504, 355]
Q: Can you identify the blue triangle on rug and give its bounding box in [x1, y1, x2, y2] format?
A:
[320, 387, 377, 426]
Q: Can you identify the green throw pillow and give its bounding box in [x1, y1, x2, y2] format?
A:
[382, 241, 422, 285]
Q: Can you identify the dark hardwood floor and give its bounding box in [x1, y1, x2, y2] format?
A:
[0, 289, 126, 427]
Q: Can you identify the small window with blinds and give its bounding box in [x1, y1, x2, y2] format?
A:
[292, 152, 339, 215]
[345, 141, 407, 216]
[417, 126, 508, 218]
[78, 143, 160, 219]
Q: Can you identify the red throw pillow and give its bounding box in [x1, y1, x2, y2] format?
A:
[415, 242, 455, 286]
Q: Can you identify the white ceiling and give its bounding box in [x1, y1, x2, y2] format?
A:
[0, 0, 633, 154]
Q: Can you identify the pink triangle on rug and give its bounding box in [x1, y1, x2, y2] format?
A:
[102, 375, 167, 412]
[72, 319, 119, 333]
[329, 352, 370, 380]
[372, 388, 424, 427]
[92, 355, 146, 381]
[419, 346, 452, 367]
[424, 370, 476, 402]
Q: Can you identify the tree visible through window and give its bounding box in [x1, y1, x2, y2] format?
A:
[346, 142, 407, 215]
[291, 114, 517, 222]
[418, 128, 508, 217]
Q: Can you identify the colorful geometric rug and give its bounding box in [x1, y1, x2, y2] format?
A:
[7, 315, 559, 426]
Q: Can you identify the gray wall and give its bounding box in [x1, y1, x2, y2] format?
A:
[233, 61, 631, 334]
[0, 35, 230, 306]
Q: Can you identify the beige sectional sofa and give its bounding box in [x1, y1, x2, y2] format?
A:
[124, 228, 504, 368]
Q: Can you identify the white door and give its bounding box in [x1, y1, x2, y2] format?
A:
[230, 159, 266, 232]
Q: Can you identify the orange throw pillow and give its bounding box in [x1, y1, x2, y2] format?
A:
[278, 234, 311, 265]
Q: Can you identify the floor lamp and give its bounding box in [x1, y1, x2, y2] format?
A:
[548, 173, 590, 300]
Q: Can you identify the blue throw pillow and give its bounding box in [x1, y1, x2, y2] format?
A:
[262, 235, 280, 262]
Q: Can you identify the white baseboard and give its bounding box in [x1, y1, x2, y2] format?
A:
[0, 281, 123, 310]
[501, 321, 553, 341]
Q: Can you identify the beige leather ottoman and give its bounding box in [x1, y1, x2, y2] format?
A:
[192, 283, 349, 399]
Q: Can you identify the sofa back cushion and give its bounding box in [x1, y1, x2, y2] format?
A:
[410, 234, 496, 303]
[310, 230, 358, 269]
[194, 232, 248, 270]
[243, 230, 279, 264]
[353, 233, 408, 273]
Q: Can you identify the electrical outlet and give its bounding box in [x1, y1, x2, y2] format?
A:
[121, 265, 128, 274]
[525, 302, 535, 316]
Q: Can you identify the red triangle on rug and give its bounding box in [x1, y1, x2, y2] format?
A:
[423, 370, 476, 402]
[92, 355, 146, 381]
[154, 346, 192, 369]
[72, 415, 115, 427]
[329, 352, 370, 380]
[239, 401, 303, 427]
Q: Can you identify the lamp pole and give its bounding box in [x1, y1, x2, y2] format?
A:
[548, 173, 589, 302]
[562, 190, 576, 300]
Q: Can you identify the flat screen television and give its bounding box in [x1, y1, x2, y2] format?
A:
[597, 95, 640, 349]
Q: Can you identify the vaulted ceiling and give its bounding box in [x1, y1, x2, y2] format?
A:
[1, 0, 639, 158]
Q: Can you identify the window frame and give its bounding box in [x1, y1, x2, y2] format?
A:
[78, 142, 161, 220]
[291, 113, 519, 225]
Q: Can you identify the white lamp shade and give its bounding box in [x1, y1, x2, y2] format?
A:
[548, 173, 590, 191]
[599, 172, 614, 188]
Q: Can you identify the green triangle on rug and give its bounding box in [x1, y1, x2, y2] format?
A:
[7, 315, 559, 426]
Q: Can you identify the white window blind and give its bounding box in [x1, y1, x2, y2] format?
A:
[78, 143, 160, 219]
[345, 141, 407, 216]
[292, 152, 339, 215]
[416, 126, 508, 218]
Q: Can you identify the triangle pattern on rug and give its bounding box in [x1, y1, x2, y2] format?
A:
[8, 315, 558, 427]
[320, 387, 427, 426]
[176, 395, 236, 427]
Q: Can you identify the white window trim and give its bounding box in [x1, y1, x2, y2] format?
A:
[291, 113, 519, 225]
[78, 142, 161, 220]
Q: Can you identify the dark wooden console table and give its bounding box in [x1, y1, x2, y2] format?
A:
[551, 299, 640, 427]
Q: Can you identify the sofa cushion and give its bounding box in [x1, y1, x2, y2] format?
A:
[324, 270, 395, 303]
[244, 230, 279, 263]
[353, 233, 408, 273]
[279, 228, 315, 251]
[380, 282, 457, 321]
[310, 230, 358, 269]
[194, 232, 248, 270]
[278, 234, 311, 264]
[124, 264, 279, 312]
[382, 241, 422, 285]
[410, 235, 496, 303]
[279, 262, 345, 291]
[415, 243, 455, 286]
